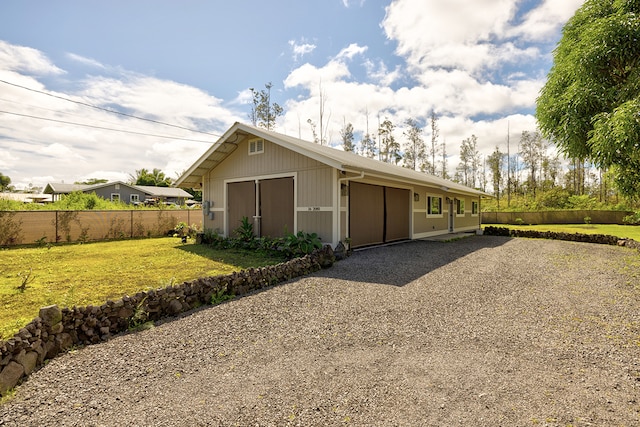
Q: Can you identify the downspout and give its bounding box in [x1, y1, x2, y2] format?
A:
[336, 170, 365, 249]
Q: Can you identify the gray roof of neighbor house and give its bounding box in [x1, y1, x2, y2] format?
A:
[175, 122, 490, 197]
[44, 181, 192, 199]
[44, 183, 90, 194]
[135, 185, 193, 198]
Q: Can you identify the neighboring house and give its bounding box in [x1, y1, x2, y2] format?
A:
[43, 183, 91, 202]
[175, 122, 489, 249]
[44, 181, 193, 205]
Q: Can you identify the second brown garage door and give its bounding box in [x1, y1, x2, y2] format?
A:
[349, 182, 410, 248]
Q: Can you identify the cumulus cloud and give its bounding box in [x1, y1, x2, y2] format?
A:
[514, 0, 585, 41]
[0, 41, 246, 189]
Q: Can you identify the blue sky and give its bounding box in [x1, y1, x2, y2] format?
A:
[0, 0, 584, 189]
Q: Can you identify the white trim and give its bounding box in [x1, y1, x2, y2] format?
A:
[471, 200, 479, 217]
[413, 229, 455, 239]
[455, 225, 480, 233]
[426, 194, 444, 218]
[297, 206, 333, 212]
[248, 138, 264, 155]
[332, 168, 339, 247]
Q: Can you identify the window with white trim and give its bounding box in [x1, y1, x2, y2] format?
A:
[472, 201, 479, 216]
[248, 138, 264, 155]
[456, 198, 465, 216]
[427, 195, 442, 217]
[130, 194, 140, 203]
[111, 193, 120, 202]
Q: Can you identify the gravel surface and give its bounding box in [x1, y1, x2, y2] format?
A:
[1, 236, 640, 426]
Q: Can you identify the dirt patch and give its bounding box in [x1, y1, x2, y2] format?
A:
[1, 236, 639, 426]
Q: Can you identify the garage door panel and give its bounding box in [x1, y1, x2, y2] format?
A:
[350, 182, 384, 248]
[385, 187, 410, 242]
[260, 177, 294, 237]
[227, 181, 255, 235]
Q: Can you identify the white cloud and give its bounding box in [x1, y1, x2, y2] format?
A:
[0, 41, 246, 189]
[341, 0, 366, 8]
[363, 59, 402, 86]
[66, 53, 105, 69]
[40, 142, 85, 159]
[289, 39, 316, 61]
[514, 0, 585, 41]
[336, 43, 368, 61]
[0, 40, 65, 75]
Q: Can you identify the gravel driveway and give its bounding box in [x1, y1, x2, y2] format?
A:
[1, 236, 640, 426]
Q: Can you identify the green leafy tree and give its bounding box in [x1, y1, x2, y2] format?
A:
[249, 82, 283, 131]
[131, 168, 172, 187]
[536, 0, 640, 198]
[0, 172, 11, 192]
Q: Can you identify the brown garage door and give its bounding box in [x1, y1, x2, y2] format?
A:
[260, 177, 294, 237]
[385, 187, 410, 242]
[349, 182, 410, 248]
[349, 182, 385, 248]
[227, 181, 255, 236]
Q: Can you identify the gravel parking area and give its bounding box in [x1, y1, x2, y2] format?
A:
[1, 235, 640, 426]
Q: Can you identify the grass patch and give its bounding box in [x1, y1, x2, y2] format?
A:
[486, 224, 640, 241]
[0, 237, 285, 340]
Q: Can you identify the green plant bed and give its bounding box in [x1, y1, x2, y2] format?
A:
[485, 224, 640, 241]
[0, 237, 285, 340]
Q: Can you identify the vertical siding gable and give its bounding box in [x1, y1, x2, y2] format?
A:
[210, 139, 326, 179]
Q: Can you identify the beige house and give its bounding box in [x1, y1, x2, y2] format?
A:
[175, 122, 488, 249]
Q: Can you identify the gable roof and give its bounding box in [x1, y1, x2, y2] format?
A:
[175, 122, 489, 197]
[135, 185, 192, 198]
[44, 183, 90, 194]
[44, 181, 192, 199]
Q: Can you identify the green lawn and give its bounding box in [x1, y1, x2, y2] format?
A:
[485, 223, 640, 241]
[0, 238, 285, 340]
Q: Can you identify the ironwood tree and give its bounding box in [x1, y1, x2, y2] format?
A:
[248, 82, 283, 131]
[402, 118, 426, 171]
[340, 120, 355, 152]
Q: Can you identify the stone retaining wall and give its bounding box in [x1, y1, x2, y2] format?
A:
[0, 246, 336, 396]
[483, 226, 640, 249]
